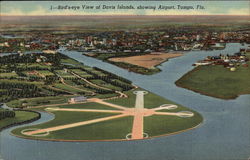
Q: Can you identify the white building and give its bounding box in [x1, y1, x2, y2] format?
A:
[68, 96, 87, 103]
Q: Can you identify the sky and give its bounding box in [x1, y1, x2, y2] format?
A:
[1, 1, 249, 16]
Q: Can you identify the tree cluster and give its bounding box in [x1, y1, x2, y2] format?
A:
[0, 110, 15, 120]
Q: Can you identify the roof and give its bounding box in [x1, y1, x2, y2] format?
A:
[72, 96, 87, 101]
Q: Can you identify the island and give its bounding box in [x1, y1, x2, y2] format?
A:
[85, 52, 183, 75]
[0, 52, 202, 141]
[176, 48, 250, 99]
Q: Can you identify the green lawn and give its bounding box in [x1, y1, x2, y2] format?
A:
[176, 62, 250, 99]
[144, 113, 202, 137]
[61, 58, 82, 65]
[48, 116, 133, 140]
[14, 111, 117, 130]
[11, 88, 202, 141]
[12, 111, 121, 140]
[0, 111, 39, 129]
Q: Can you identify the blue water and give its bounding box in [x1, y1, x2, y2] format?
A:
[1, 43, 249, 160]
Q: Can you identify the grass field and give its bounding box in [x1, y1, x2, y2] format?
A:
[48, 116, 133, 140]
[12, 111, 119, 138]
[175, 53, 250, 99]
[61, 58, 82, 65]
[11, 89, 202, 141]
[144, 114, 202, 137]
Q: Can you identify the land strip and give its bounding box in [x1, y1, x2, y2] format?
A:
[109, 52, 182, 69]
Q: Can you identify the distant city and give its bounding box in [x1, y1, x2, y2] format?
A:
[1, 29, 249, 54]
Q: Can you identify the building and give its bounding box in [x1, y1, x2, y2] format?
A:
[68, 96, 87, 103]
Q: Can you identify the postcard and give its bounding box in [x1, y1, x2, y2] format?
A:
[0, 0, 249, 160]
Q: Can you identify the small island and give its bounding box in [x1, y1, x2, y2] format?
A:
[84, 52, 183, 75]
[176, 48, 250, 99]
[108, 52, 182, 74]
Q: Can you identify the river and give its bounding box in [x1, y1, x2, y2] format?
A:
[0, 43, 249, 160]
